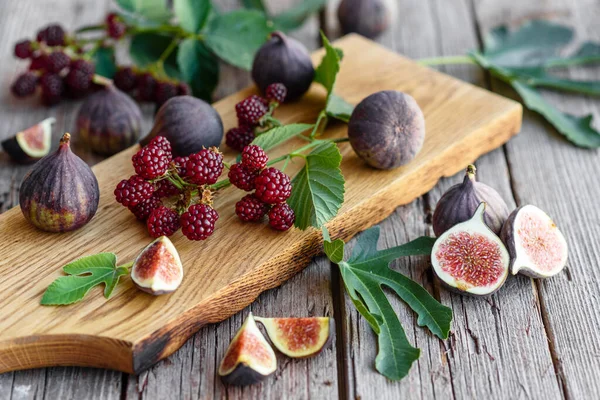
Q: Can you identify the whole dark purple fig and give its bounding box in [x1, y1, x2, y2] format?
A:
[19, 133, 99, 232]
[348, 90, 425, 169]
[338, 0, 390, 39]
[251, 31, 315, 102]
[76, 84, 142, 156]
[433, 165, 510, 237]
[141, 96, 223, 157]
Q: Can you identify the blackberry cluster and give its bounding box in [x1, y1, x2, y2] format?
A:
[225, 83, 288, 152]
[106, 13, 127, 39]
[113, 67, 191, 109]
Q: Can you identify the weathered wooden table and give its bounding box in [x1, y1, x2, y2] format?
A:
[1, 0, 599, 398]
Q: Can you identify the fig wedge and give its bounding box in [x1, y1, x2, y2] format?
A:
[131, 236, 183, 295]
[255, 316, 334, 358]
[2, 117, 54, 163]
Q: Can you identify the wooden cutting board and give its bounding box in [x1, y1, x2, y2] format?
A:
[0, 34, 522, 374]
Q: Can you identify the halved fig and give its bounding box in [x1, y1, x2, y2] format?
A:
[501, 205, 568, 278]
[432, 202, 510, 296]
[254, 316, 334, 358]
[2, 117, 54, 163]
[218, 312, 277, 386]
[131, 236, 183, 295]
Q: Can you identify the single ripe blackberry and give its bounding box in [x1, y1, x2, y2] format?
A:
[46, 51, 70, 73]
[38, 24, 66, 46]
[235, 194, 270, 222]
[132, 144, 171, 179]
[180, 204, 219, 240]
[40, 73, 64, 105]
[147, 206, 181, 238]
[114, 175, 154, 207]
[66, 59, 95, 94]
[154, 179, 179, 198]
[177, 82, 192, 96]
[228, 163, 259, 191]
[186, 148, 224, 185]
[265, 83, 287, 104]
[241, 145, 268, 171]
[29, 55, 47, 71]
[113, 67, 137, 92]
[254, 167, 292, 204]
[14, 40, 33, 59]
[174, 156, 189, 177]
[136, 73, 157, 102]
[130, 195, 162, 221]
[225, 126, 255, 152]
[106, 13, 127, 39]
[235, 95, 268, 126]
[148, 136, 172, 156]
[11, 72, 38, 97]
[154, 81, 178, 108]
[268, 203, 295, 231]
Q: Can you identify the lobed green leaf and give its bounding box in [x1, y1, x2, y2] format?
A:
[314, 32, 341, 94]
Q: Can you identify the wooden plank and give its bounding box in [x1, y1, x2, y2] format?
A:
[330, 0, 563, 398]
[472, 0, 600, 397]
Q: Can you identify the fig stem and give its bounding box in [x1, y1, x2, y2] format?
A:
[418, 55, 476, 66]
[118, 261, 134, 270]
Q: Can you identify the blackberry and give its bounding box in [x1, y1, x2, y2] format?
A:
[114, 175, 154, 207]
[106, 13, 127, 39]
[265, 83, 287, 104]
[66, 59, 95, 93]
[71, 59, 95, 75]
[148, 136, 172, 156]
[14, 40, 33, 59]
[147, 206, 180, 238]
[174, 156, 189, 177]
[235, 95, 268, 126]
[155, 81, 178, 108]
[40, 73, 64, 105]
[228, 163, 259, 191]
[225, 126, 255, 152]
[235, 194, 269, 222]
[136, 73, 157, 102]
[268, 203, 295, 231]
[113, 67, 137, 92]
[130, 195, 162, 221]
[154, 179, 179, 198]
[177, 82, 192, 96]
[11, 72, 38, 97]
[180, 204, 219, 240]
[254, 167, 292, 204]
[132, 144, 171, 179]
[241, 145, 268, 171]
[186, 148, 224, 185]
[37, 24, 66, 46]
[46, 51, 70, 73]
[29, 55, 47, 71]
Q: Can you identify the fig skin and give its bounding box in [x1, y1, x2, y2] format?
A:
[500, 205, 568, 278]
[131, 236, 183, 295]
[348, 90, 425, 169]
[338, 0, 390, 39]
[76, 85, 142, 156]
[141, 96, 224, 157]
[252, 31, 315, 102]
[19, 133, 99, 232]
[218, 312, 277, 386]
[433, 165, 510, 237]
[255, 317, 334, 358]
[2, 117, 54, 164]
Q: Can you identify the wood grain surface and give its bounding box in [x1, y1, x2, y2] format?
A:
[0, 32, 521, 374]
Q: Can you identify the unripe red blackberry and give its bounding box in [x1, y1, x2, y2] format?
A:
[46, 51, 70, 73]
[228, 163, 259, 191]
[235, 194, 270, 222]
[268, 203, 295, 231]
[147, 206, 181, 238]
[174, 156, 189, 177]
[14, 40, 33, 59]
[235, 95, 268, 126]
[11, 72, 38, 97]
[155, 81, 178, 107]
[148, 135, 172, 156]
[186, 148, 224, 185]
[130, 195, 162, 221]
[241, 145, 268, 171]
[154, 179, 179, 198]
[114, 175, 154, 207]
[254, 167, 292, 204]
[113, 67, 137, 92]
[106, 13, 127, 39]
[40, 73, 64, 105]
[265, 83, 287, 104]
[225, 126, 255, 152]
[177, 82, 192, 96]
[136, 72, 157, 102]
[181, 204, 219, 240]
[132, 144, 171, 179]
[37, 24, 66, 46]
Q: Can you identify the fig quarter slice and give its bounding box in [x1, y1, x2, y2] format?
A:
[2, 117, 54, 163]
[131, 236, 183, 295]
[254, 316, 334, 358]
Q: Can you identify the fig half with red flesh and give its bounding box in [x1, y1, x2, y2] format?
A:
[501, 205, 568, 278]
[2, 117, 54, 163]
[131, 236, 183, 295]
[218, 313, 277, 386]
[432, 202, 510, 296]
[255, 317, 334, 358]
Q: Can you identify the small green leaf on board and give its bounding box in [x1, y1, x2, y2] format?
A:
[251, 123, 313, 152]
